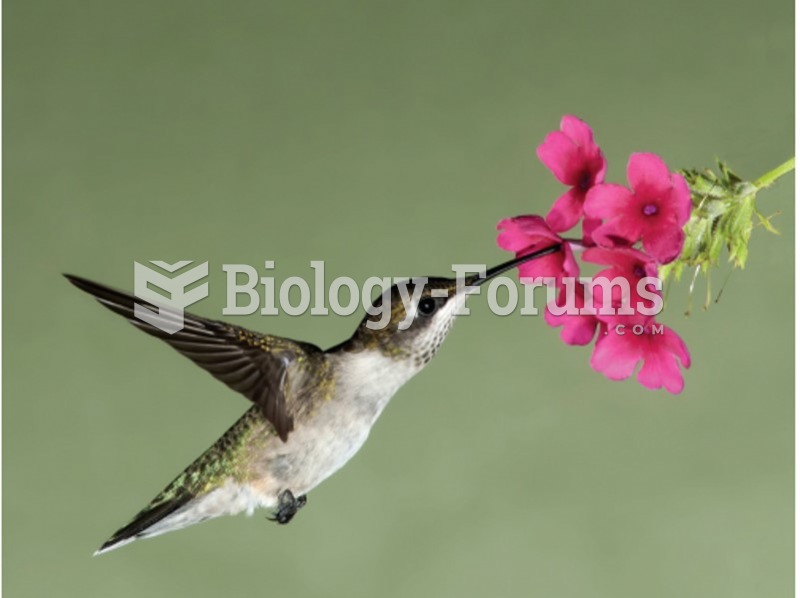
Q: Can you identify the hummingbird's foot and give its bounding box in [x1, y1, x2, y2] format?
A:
[269, 489, 307, 525]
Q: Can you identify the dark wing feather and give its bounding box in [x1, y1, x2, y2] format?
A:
[64, 274, 321, 441]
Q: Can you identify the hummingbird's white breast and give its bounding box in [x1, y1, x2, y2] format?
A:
[270, 350, 421, 498]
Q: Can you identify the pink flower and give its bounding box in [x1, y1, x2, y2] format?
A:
[590, 322, 691, 393]
[497, 216, 578, 284]
[536, 115, 607, 237]
[544, 282, 599, 346]
[584, 153, 691, 264]
[582, 247, 661, 323]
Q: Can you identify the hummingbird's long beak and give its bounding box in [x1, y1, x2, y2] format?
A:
[469, 244, 561, 287]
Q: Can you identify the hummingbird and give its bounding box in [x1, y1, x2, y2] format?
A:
[65, 246, 558, 555]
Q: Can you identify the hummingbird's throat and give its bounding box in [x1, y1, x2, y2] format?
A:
[410, 291, 465, 366]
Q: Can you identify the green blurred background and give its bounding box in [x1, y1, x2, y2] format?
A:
[4, 1, 794, 596]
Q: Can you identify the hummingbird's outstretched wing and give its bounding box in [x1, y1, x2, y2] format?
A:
[64, 274, 322, 441]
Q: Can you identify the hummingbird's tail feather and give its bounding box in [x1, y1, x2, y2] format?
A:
[94, 407, 271, 556]
[94, 488, 195, 555]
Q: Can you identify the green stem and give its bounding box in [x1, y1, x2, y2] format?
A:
[753, 157, 795, 190]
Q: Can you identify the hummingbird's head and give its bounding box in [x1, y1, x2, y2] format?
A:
[343, 245, 560, 366]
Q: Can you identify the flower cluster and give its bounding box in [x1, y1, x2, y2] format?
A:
[497, 116, 692, 393]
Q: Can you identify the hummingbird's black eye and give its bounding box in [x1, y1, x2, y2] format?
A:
[417, 297, 438, 316]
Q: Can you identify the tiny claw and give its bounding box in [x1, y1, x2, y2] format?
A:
[268, 490, 308, 525]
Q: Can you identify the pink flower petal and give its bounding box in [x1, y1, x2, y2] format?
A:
[636, 325, 690, 393]
[546, 188, 585, 232]
[584, 183, 634, 220]
[560, 115, 595, 148]
[536, 131, 584, 186]
[591, 156, 608, 186]
[497, 220, 532, 253]
[518, 253, 563, 281]
[669, 173, 693, 225]
[518, 243, 577, 282]
[496, 216, 551, 252]
[511, 215, 561, 242]
[641, 223, 685, 264]
[590, 277, 657, 326]
[548, 312, 599, 345]
[497, 216, 576, 284]
[637, 349, 685, 393]
[590, 330, 641, 381]
[581, 217, 602, 246]
[589, 266, 628, 306]
[545, 282, 598, 346]
[561, 242, 580, 278]
[627, 153, 672, 198]
[662, 326, 691, 368]
[583, 246, 654, 272]
[590, 219, 639, 248]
